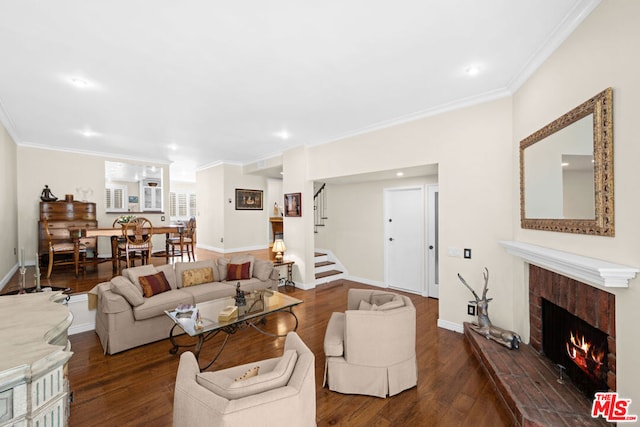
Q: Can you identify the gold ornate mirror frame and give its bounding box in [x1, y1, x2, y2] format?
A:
[520, 87, 614, 236]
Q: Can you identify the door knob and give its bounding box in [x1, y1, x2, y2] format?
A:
[429, 245, 434, 249]
[389, 237, 394, 242]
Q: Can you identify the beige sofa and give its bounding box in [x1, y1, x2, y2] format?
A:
[93, 255, 279, 354]
[173, 332, 316, 427]
[323, 288, 417, 398]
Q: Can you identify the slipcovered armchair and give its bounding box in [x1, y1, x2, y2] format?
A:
[323, 288, 417, 398]
[173, 332, 316, 427]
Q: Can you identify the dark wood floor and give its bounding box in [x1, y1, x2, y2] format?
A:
[3, 250, 514, 426]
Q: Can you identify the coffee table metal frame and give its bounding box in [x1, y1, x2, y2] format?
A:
[165, 289, 302, 371]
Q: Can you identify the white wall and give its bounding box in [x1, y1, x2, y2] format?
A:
[222, 164, 269, 250]
[16, 147, 170, 263]
[196, 163, 271, 252]
[195, 164, 224, 251]
[0, 122, 18, 289]
[315, 175, 438, 284]
[512, 0, 640, 402]
[304, 96, 514, 329]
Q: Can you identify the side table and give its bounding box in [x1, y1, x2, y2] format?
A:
[272, 260, 295, 289]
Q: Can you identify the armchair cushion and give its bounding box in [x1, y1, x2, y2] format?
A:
[110, 276, 144, 307]
[358, 300, 373, 310]
[370, 291, 397, 306]
[196, 349, 298, 400]
[375, 297, 405, 311]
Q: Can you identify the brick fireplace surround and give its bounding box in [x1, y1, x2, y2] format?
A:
[528, 264, 616, 391]
[465, 264, 615, 426]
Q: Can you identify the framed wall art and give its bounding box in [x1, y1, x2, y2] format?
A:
[284, 192, 302, 217]
[235, 189, 263, 210]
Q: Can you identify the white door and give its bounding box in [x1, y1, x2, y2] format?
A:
[384, 187, 425, 295]
[427, 185, 439, 298]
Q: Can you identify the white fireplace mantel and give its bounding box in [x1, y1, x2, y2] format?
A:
[500, 240, 639, 288]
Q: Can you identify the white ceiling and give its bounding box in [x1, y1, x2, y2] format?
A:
[0, 1, 599, 182]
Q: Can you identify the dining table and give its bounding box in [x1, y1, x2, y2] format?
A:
[70, 224, 185, 270]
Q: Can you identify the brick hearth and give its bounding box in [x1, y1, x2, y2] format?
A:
[465, 324, 608, 426]
[464, 264, 617, 426]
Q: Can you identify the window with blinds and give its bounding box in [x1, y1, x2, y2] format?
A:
[170, 192, 196, 219]
[105, 185, 127, 212]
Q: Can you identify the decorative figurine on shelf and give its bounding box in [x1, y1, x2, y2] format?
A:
[235, 282, 246, 306]
[458, 268, 521, 350]
[40, 185, 58, 202]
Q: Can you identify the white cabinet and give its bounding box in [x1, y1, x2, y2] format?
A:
[140, 179, 162, 212]
[0, 293, 73, 427]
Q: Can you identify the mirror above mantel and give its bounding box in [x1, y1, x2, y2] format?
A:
[520, 87, 614, 236]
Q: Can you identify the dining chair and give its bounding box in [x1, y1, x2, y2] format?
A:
[167, 217, 196, 262]
[43, 219, 87, 278]
[117, 217, 153, 270]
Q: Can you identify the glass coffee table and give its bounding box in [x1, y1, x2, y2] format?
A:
[165, 289, 302, 370]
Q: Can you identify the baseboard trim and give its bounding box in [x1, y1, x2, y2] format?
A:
[0, 264, 18, 292]
[437, 318, 463, 334]
[197, 243, 269, 254]
[69, 322, 95, 335]
[345, 275, 386, 288]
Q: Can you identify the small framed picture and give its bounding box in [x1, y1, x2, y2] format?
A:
[284, 193, 302, 217]
[235, 189, 263, 210]
[128, 196, 139, 203]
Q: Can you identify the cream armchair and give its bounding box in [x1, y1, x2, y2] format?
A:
[173, 332, 316, 427]
[323, 288, 417, 398]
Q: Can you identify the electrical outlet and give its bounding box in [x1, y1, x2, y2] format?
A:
[464, 248, 472, 259]
[467, 304, 476, 316]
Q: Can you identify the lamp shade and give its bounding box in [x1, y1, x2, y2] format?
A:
[272, 239, 286, 253]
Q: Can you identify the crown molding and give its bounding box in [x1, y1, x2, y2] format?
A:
[507, 0, 601, 92]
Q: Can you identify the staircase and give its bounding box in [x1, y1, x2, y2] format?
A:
[314, 183, 328, 233]
[315, 251, 345, 284]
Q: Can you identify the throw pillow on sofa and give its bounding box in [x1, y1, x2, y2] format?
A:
[123, 265, 158, 294]
[182, 267, 216, 287]
[229, 254, 255, 277]
[227, 262, 251, 280]
[217, 257, 229, 281]
[252, 259, 272, 281]
[138, 271, 172, 297]
[110, 276, 145, 307]
[175, 259, 218, 288]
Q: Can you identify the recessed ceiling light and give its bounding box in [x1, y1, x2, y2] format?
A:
[66, 75, 100, 90]
[396, 172, 404, 177]
[561, 162, 570, 167]
[168, 143, 178, 151]
[465, 66, 481, 76]
[274, 130, 290, 140]
[78, 129, 100, 137]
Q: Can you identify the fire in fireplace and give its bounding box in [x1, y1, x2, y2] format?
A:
[542, 299, 608, 398]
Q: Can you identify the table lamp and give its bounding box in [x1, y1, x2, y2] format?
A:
[272, 239, 286, 262]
